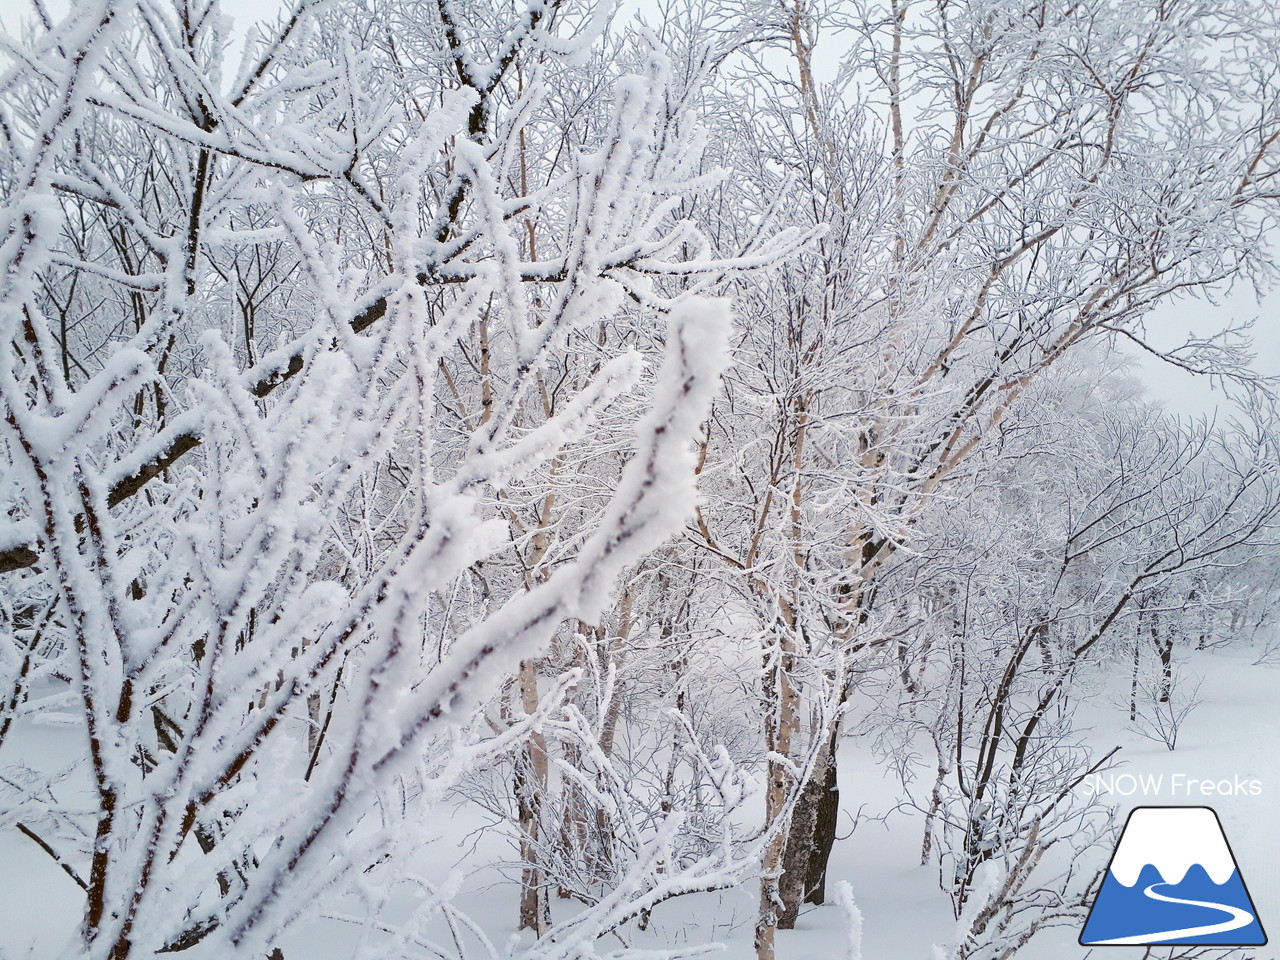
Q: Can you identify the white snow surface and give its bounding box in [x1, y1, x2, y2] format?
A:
[3, 645, 1279, 959]
[1108, 806, 1238, 887]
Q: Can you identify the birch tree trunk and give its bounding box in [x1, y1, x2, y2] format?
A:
[755, 624, 800, 960]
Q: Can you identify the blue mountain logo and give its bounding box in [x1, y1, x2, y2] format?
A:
[1080, 806, 1267, 946]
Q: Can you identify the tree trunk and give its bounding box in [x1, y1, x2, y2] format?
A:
[1130, 628, 1141, 722]
[516, 658, 550, 934]
[1157, 635, 1174, 704]
[755, 763, 788, 960]
[755, 626, 801, 960]
[920, 759, 946, 866]
[515, 749, 548, 934]
[777, 759, 822, 928]
[776, 723, 843, 927]
[805, 729, 841, 905]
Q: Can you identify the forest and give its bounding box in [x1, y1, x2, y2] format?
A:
[1, 1, 1279, 958]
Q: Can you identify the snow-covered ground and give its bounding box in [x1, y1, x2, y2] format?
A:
[797, 644, 1280, 960]
[3, 644, 1277, 959]
[546, 641, 1280, 959]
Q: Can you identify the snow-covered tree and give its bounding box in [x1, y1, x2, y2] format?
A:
[4, 2, 1280, 959]
[0, 2, 805, 957]
[679, 2, 1280, 952]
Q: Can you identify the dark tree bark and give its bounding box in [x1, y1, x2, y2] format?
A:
[776, 725, 841, 927]
[805, 730, 841, 905]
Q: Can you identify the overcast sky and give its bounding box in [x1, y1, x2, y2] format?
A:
[3, 0, 1276, 418]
